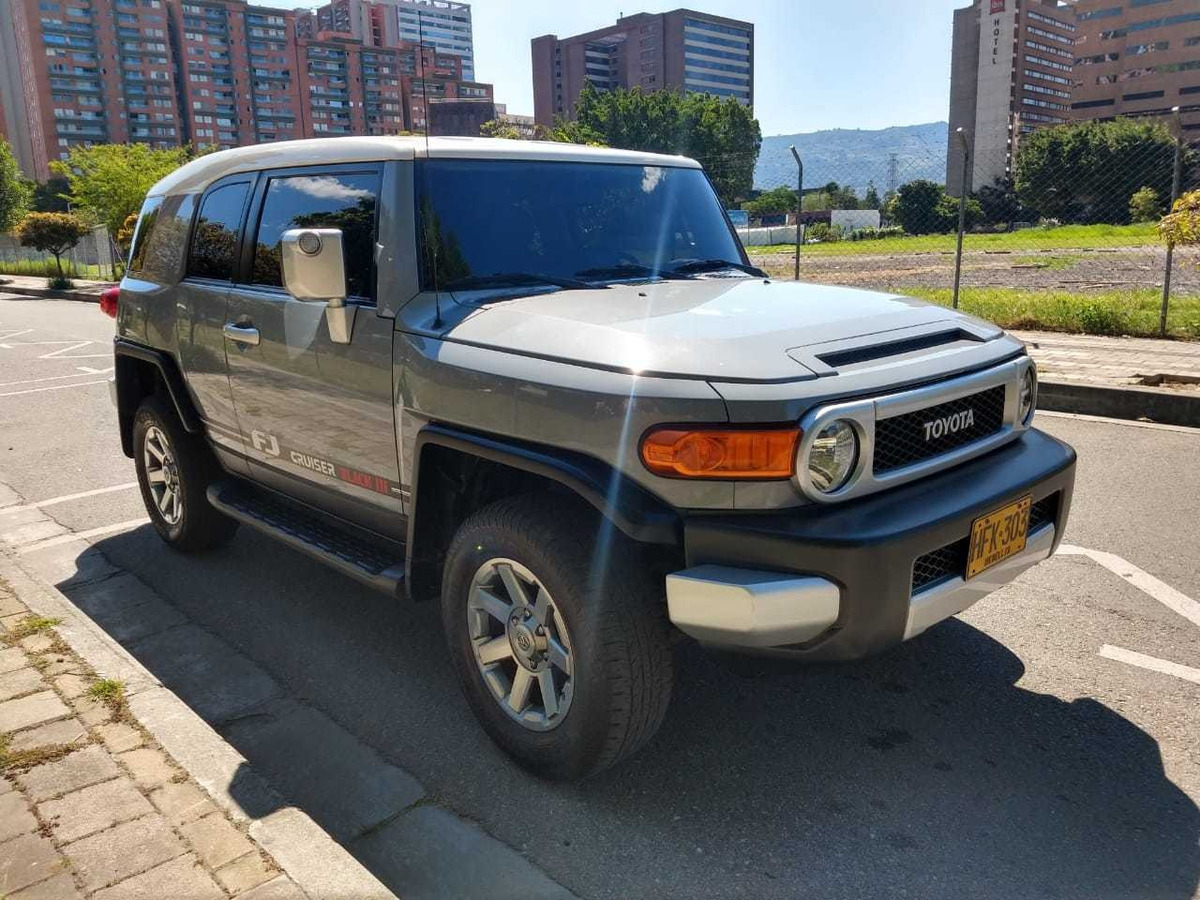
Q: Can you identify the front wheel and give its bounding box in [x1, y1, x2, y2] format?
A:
[441, 495, 674, 780]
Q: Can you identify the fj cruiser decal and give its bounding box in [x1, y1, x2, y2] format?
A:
[247, 430, 401, 497]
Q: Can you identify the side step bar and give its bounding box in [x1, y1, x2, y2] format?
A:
[206, 481, 405, 597]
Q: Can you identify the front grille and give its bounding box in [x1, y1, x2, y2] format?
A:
[874, 384, 1006, 474]
[912, 539, 969, 592]
[910, 491, 1061, 594]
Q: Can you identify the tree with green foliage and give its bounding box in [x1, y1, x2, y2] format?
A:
[51, 144, 191, 238]
[1129, 186, 1163, 223]
[1015, 119, 1187, 224]
[480, 119, 525, 140]
[0, 138, 32, 233]
[15, 212, 90, 276]
[32, 176, 70, 213]
[973, 176, 1026, 228]
[562, 84, 762, 205]
[888, 180, 947, 235]
[743, 185, 797, 217]
[863, 182, 881, 211]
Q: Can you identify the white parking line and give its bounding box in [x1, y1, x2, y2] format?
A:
[0, 379, 110, 398]
[1100, 645, 1200, 687]
[0, 483, 138, 517]
[17, 517, 149, 554]
[1058, 544, 1200, 632]
[0, 367, 113, 388]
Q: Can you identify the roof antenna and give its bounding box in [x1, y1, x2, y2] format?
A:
[417, 9, 443, 328]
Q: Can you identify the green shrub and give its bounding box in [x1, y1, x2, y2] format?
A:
[1076, 300, 1130, 335]
[47, 274, 74, 290]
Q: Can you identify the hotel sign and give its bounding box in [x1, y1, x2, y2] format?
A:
[990, 0, 1006, 14]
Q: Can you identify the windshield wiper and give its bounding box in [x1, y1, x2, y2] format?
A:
[573, 264, 690, 282]
[666, 258, 767, 278]
[444, 272, 598, 292]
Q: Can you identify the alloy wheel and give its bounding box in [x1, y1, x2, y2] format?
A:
[467, 558, 574, 732]
[143, 425, 183, 525]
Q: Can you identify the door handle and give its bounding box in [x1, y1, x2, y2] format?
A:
[223, 323, 260, 346]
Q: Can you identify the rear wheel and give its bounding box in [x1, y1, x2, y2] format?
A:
[133, 395, 237, 552]
[441, 494, 674, 780]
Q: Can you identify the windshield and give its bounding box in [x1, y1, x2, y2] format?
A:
[416, 159, 745, 291]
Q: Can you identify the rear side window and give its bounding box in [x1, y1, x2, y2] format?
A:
[129, 194, 195, 282]
[127, 197, 163, 274]
[250, 172, 379, 301]
[187, 182, 249, 281]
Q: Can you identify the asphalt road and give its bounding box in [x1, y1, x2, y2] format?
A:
[2, 293, 1198, 899]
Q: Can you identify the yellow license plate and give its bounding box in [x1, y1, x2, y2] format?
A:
[966, 496, 1032, 580]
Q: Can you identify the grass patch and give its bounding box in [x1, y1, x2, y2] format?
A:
[901, 287, 1200, 339]
[1013, 254, 1082, 271]
[755, 222, 1161, 258]
[88, 677, 131, 722]
[0, 732, 79, 773]
[0, 258, 114, 280]
[2, 616, 62, 644]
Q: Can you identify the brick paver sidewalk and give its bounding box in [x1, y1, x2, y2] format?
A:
[0, 581, 304, 900]
[1012, 330, 1200, 390]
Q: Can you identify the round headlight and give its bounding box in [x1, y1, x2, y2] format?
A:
[1019, 367, 1037, 425]
[807, 420, 860, 493]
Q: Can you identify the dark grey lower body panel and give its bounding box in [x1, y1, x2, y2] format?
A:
[207, 479, 405, 597]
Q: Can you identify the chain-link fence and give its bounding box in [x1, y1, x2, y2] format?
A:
[718, 126, 1200, 339]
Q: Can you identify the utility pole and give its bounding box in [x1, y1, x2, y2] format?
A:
[790, 145, 803, 282]
[1160, 107, 1184, 337]
[953, 128, 970, 309]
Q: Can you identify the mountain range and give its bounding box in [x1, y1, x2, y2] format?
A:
[755, 122, 949, 196]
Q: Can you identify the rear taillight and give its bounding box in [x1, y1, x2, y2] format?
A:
[100, 287, 119, 318]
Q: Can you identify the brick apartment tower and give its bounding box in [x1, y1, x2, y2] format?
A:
[1070, 0, 1200, 136]
[0, 0, 493, 179]
[531, 9, 754, 129]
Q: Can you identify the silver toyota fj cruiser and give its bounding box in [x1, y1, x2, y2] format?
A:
[110, 136, 1076, 780]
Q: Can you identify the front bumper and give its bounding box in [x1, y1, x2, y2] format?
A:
[666, 428, 1075, 661]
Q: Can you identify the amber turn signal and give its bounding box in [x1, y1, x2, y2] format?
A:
[640, 427, 801, 480]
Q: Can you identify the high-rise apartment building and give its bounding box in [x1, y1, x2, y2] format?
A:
[3, 0, 183, 180]
[947, 0, 1200, 195]
[314, 0, 474, 81]
[1070, 0, 1200, 132]
[0, 0, 491, 179]
[531, 9, 753, 128]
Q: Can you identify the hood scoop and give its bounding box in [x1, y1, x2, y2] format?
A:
[789, 321, 1000, 378]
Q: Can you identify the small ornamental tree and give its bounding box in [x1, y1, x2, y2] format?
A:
[1129, 186, 1163, 223]
[1159, 190, 1200, 250]
[15, 212, 90, 276]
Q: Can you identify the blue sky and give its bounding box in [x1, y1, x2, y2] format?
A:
[264, 0, 968, 136]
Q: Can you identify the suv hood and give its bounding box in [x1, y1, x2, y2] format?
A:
[444, 279, 999, 382]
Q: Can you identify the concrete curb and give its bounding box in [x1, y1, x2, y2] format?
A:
[0, 545, 396, 900]
[0, 285, 105, 303]
[1039, 379, 1200, 428]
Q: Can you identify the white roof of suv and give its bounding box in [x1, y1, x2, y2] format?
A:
[149, 136, 702, 197]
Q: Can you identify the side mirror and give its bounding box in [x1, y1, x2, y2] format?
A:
[280, 228, 355, 344]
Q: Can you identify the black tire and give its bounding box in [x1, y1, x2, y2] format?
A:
[133, 394, 237, 552]
[441, 494, 674, 781]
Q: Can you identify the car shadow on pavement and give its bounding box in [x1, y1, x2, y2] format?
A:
[72, 525, 1199, 900]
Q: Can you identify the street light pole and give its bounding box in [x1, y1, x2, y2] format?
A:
[952, 127, 970, 309]
[790, 145, 803, 281]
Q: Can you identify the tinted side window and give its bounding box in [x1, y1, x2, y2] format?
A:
[187, 182, 249, 281]
[138, 194, 196, 282]
[127, 197, 163, 274]
[251, 172, 379, 300]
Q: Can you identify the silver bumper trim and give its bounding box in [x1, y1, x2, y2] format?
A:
[903, 523, 1056, 640]
[665, 565, 840, 648]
